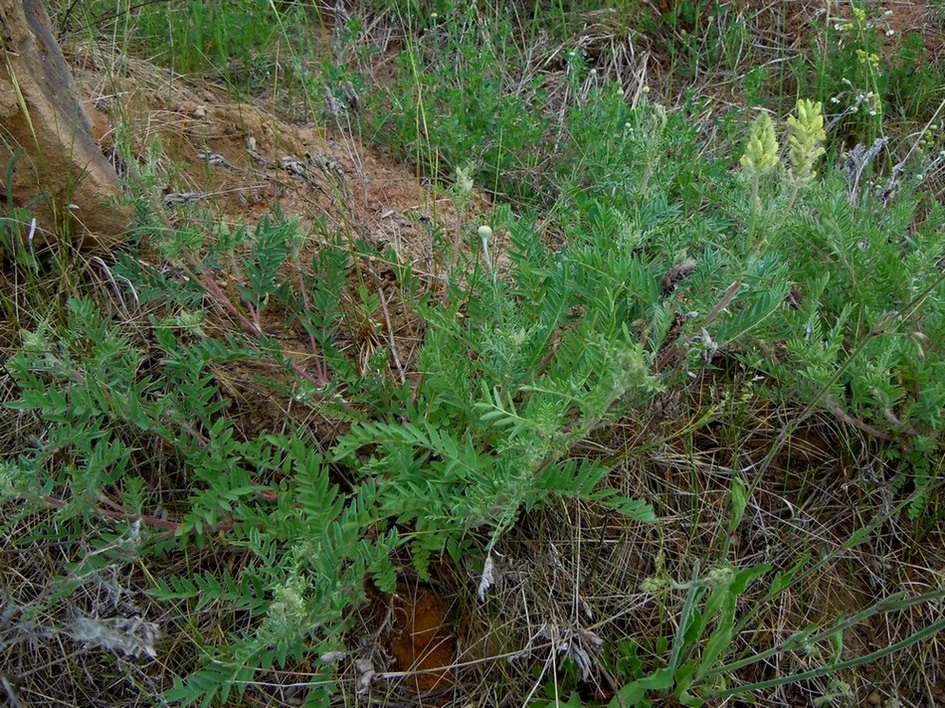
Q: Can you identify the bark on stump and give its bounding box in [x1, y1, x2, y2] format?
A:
[0, 0, 130, 248]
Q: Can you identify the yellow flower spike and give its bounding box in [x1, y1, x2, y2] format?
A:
[787, 98, 826, 185]
[740, 112, 780, 176]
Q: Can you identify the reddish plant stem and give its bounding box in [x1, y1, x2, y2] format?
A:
[40, 478, 281, 538]
[200, 273, 261, 336]
[41, 494, 181, 531]
[201, 271, 329, 387]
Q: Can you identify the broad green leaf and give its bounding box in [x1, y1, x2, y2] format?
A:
[611, 667, 673, 707]
[763, 555, 810, 601]
[697, 593, 736, 679]
[730, 563, 771, 595]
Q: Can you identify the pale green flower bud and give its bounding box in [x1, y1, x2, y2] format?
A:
[740, 112, 780, 175]
[455, 164, 474, 198]
[269, 583, 306, 629]
[640, 576, 668, 593]
[705, 567, 734, 588]
[479, 225, 494, 276]
[787, 99, 827, 185]
[20, 327, 49, 353]
[176, 309, 206, 337]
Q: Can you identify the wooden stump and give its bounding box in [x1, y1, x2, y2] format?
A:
[0, 0, 130, 248]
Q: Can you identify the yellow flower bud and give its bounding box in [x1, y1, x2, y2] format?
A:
[740, 112, 780, 175]
[787, 99, 826, 185]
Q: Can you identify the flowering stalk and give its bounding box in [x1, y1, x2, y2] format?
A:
[740, 111, 780, 218]
[788, 99, 827, 185]
[785, 98, 827, 215]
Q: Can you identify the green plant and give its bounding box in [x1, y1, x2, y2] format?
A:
[599, 462, 945, 706]
[8, 3, 945, 701]
[59, 0, 320, 96]
[611, 546, 945, 706]
[514, 96, 945, 702]
[4, 180, 670, 702]
[604, 0, 753, 97]
[363, 3, 549, 202]
[802, 2, 945, 146]
[882, 31, 945, 130]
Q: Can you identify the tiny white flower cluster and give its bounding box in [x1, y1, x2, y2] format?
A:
[828, 86, 881, 119]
